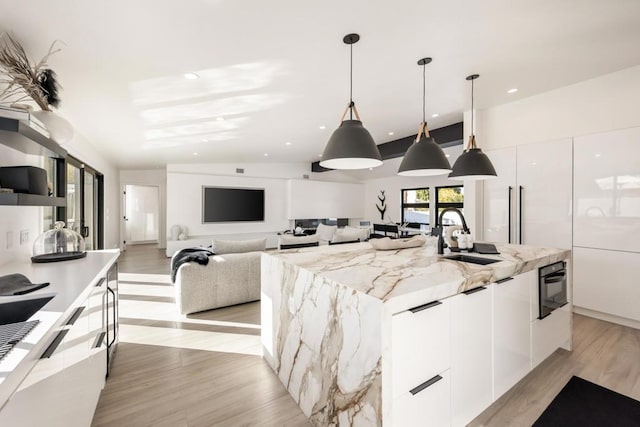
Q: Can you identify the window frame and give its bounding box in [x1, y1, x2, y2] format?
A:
[400, 187, 430, 225]
[435, 185, 464, 226]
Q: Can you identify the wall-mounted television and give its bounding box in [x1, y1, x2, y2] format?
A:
[202, 186, 265, 223]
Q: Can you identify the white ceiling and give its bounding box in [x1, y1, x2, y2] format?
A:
[1, 0, 639, 169]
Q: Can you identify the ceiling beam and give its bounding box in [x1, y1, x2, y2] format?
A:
[311, 122, 463, 172]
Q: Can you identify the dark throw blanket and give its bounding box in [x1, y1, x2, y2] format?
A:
[171, 247, 215, 283]
[0, 273, 50, 296]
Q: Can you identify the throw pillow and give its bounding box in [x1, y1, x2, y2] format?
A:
[343, 225, 369, 241]
[212, 238, 266, 254]
[331, 228, 363, 243]
[279, 234, 319, 247]
[316, 223, 337, 241]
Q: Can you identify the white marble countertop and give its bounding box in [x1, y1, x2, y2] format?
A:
[269, 242, 570, 313]
[0, 250, 120, 410]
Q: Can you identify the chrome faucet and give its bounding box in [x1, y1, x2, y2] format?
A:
[434, 208, 470, 254]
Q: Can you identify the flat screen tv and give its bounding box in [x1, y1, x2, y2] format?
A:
[202, 186, 264, 223]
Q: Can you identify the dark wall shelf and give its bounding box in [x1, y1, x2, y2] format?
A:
[0, 193, 66, 207]
[0, 116, 67, 158]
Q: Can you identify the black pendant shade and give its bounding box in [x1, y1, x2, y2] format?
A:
[320, 119, 382, 169]
[448, 137, 497, 180]
[398, 133, 451, 176]
[320, 33, 382, 170]
[449, 74, 497, 180]
[397, 57, 451, 176]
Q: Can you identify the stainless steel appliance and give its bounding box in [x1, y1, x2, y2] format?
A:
[538, 261, 568, 319]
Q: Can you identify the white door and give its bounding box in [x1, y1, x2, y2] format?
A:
[483, 147, 516, 243]
[517, 139, 573, 248]
[124, 185, 160, 244]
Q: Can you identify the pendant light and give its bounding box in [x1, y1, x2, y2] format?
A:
[320, 33, 382, 170]
[398, 58, 452, 176]
[449, 74, 497, 180]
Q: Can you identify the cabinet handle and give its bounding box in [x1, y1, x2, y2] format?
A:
[463, 286, 487, 295]
[410, 374, 443, 395]
[409, 300, 442, 313]
[93, 331, 106, 349]
[107, 286, 117, 347]
[495, 277, 514, 284]
[95, 277, 106, 287]
[508, 186, 512, 244]
[41, 329, 69, 359]
[519, 185, 524, 244]
[65, 306, 86, 326]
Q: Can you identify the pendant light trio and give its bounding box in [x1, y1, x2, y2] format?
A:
[320, 33, 497, 180]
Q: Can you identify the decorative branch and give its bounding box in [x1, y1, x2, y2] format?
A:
[376, 190, 386, 220]
[0, 33, 62, 110]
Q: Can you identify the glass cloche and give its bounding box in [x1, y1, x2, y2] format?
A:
[32, 221, 87, 263]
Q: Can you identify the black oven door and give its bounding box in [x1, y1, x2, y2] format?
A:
[539, 262, 568, 319]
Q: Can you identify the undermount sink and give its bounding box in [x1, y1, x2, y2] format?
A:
[442, 254, 501, 265]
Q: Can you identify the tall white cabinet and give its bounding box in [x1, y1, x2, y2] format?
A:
[573, 126, 640, 323]
[483, 139, 573, 249]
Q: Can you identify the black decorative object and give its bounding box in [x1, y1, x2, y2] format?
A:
[0, 166, 48, 195]
[398, 58, 451, 176]
[320, 33, 382, 170]
[449, 74, 497, 180]
[376, 190, 387, 220]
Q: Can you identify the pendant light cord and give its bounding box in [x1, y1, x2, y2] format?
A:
[471, 77, 474, 137]
[422, 62, 426, 124]
[349, 43, 354, 120]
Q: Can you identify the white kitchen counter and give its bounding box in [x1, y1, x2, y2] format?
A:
[0, 250, 119, 410]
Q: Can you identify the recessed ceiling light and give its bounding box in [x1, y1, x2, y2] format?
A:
[595, 153, 601, 158]
[285, 142, 292, 146]
[507, 88, 518, 94]
[388, 132, 395, 136]
[184, 72, 199, 80]
[201, 138, 208, 143]
[193, 152, 199, 156]
[368, 168, 373, 170]
[432, 113, 439, 118]
[319, 125, 326, 130]
[263, 153, 269, 157]
[216, 117, 225, 121]
[445, 154, 451, 158]
[318, 154, 322, 157]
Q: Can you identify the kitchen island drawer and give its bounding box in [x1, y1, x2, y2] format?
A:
[392, 298, 450, 399]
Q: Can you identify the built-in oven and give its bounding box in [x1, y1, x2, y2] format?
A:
[538, 261, 568, 319]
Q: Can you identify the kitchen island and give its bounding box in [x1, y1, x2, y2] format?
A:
[261, 242, 571, 426]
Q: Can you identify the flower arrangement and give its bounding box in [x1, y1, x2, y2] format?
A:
[0, 32, 62, 111]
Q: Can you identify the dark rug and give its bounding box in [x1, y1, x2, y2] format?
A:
[534, 376, 640, 426]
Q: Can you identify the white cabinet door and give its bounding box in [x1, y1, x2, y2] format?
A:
[517, 139, 573, 249]
[483, 147, 517, 243]
[532, 304, 571, 368]
[392, 371, 451, 427]
[573, 247, 640, 322]
[450, 286, 493, 427]
[392, 299, 450, 399]
[573, 126, 640, 253]
[493, 271, 534, 399]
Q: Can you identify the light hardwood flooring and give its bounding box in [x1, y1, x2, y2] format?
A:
[92, 244, 640, 426]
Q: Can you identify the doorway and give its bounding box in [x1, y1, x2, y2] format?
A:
[123, 185, 160, 246]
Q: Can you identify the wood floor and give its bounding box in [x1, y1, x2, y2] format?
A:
[92, 244, 640, 426]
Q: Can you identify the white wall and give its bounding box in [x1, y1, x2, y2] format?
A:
[120, 169, 167, 248]
[166, 162, 361, 239]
